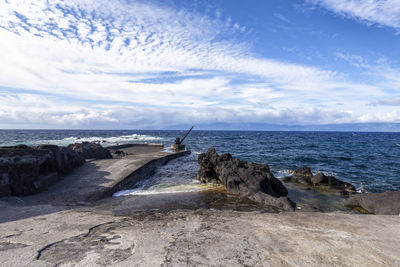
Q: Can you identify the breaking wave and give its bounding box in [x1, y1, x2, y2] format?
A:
[36, 134, 164, 147]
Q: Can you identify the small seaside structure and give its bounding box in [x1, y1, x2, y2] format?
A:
[171, 126, 194, 151]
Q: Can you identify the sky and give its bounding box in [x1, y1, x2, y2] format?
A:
[0, 0, 400, 130]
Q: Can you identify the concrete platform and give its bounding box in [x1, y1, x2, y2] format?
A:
[0, 144, 189, 223]
[0, 208, 399, 266]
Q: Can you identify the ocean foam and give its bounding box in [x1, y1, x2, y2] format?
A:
[113, 153, 215, 197]
[274, 169, 292, 178]
[36, 134, 163, 147]
[113, 183, 218, 196]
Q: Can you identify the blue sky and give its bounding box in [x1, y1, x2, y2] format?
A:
[0, 0, 399, 129]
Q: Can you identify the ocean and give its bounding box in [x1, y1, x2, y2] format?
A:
[1, 129, 399, 194]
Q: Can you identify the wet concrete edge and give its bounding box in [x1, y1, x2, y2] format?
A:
[95, 150, 191, 201]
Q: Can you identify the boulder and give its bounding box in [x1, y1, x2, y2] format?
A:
[292, 166, 313, 178]
[283, 166, 356, 195]
[68, 142, 112, 159]
[284, 167, 312, 184]
[344, 191, 400, 215]
[0, 145, 85, 197]
[110, 150, 127, 159]
[36, 145, 85, 175]
[198, 148, 294, 211]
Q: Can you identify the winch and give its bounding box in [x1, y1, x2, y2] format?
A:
[171, 126, 194, 151]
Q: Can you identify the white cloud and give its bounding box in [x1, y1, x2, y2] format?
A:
[0, 94, 117, 127]
[0, 93, 358, 128]
[358, 110, 400, 122]
[335, 52, 371, 68]
[0, 0, 398, 128]
[335, 52, 400, 93]
[307, 0, 400, 31]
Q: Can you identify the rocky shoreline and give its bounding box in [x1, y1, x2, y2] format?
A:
[197, 148, 294, 211]
[283, 166, 356, 195]
[197, 148, 400, 215]
[0, 142, 119, 197]
[1, 144, 399, 214]
[0, 144, 399, 266]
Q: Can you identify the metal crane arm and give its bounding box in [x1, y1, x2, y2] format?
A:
[180, 126, 194, 144]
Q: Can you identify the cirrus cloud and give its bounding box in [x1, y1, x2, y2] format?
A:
[307, 0, 400, 31]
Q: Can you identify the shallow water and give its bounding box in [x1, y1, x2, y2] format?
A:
[113, 153, 354, 212]
[113, 153, 215, 196]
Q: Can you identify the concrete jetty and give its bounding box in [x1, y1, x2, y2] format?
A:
[0, 144, 189, 222]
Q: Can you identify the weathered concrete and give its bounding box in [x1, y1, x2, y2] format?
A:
[0, 208, 399, 267]
[44, 144, 188, 203]
[345, 191, 400, 215]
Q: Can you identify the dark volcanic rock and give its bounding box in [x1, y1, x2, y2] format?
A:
[197, 148, 221, 185]
[110, 150, 127, 159]
[198, 148, 294, 211]
[284, 167, 312, 184]
[292, 167, 313, 178]
[0, 145, 85, 197]
[283, 166, 356, 194]
[345, 191, 400, 215]
[68, 142, 112, 159]
[36, 145, 85, 175]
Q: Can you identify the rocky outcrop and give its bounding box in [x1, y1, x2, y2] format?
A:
[283, 166, 356, 195]
[35, 145, 86, 175]
[198, 148, 294, 211]
[0, 145, 85, 197]
[68, 142, 112, 159]
[345, 191, 400, 215]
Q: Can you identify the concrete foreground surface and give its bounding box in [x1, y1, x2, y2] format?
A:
[0, 144, 399, 266]
[0, 208, 399, 267]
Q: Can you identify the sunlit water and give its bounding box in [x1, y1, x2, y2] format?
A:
[113, 153, 220, 196]
[1, 130, 399, 193]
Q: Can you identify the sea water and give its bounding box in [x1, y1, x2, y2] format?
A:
[1, 130, 399, 193]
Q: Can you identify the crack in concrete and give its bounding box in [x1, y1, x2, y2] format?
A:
[36, 221, 134, 265]
[2, 229, 23, 239]
[36, 239, 64, 260]
[0, 241, 28, 251]
[36, 222, 115, 260]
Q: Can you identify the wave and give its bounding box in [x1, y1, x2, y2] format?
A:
[36, 134, 164, 147]
[274, 169, 338, 178]
[274, 169, 292, 178]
